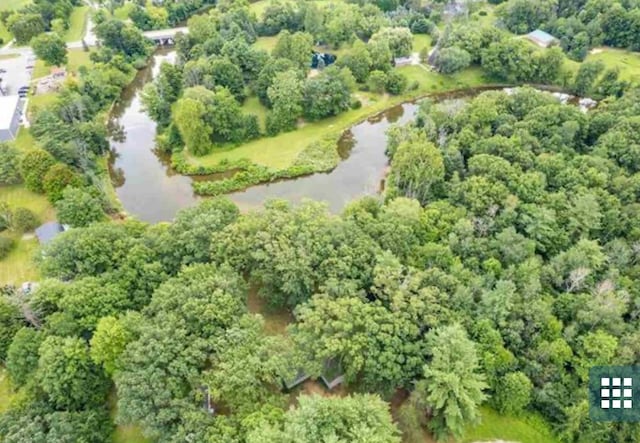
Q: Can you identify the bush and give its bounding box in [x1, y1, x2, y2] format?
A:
[368, 70, 387, 94]
[408, 80, 420, 91]
[43, 164, 83, 202]
[410, 17, 434, 35]
[11, 208, 39, 232]
[385, 71, 408, 95]
[350, 99, 362, 110]
[20, 149, 56, 193]
[434, 46, 472, 74]
[0, 143, 22, 185]
[55, 187, 105, 228]
[0, 235, 15, 259]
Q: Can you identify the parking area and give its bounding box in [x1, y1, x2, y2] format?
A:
[0, 51, 35, 96]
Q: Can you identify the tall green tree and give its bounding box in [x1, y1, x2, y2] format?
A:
[413, 324, 487, 442]
[31, 32, 67, 67]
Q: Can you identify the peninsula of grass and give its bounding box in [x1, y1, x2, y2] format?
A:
[175, 66, 490, 196]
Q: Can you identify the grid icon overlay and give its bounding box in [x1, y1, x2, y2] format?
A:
[590, 366, 640, 422]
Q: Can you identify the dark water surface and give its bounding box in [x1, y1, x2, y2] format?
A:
[109, 52, 423, 222]
[109, 53, 584, 223]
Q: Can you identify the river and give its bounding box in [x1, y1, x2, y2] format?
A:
[109, 51, 421, 223]
[108, 52, 592, 223]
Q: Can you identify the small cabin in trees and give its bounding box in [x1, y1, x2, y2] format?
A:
[526, 29, 558, 48]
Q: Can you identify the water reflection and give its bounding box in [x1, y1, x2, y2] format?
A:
[109, 51, 201, 223]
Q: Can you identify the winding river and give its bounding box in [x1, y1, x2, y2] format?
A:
[109, 52, 590, 223]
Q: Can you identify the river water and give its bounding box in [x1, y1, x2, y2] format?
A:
[109, 51, 421, 223]
[108, 52, 591, 223]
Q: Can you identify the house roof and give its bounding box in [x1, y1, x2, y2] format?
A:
[527, 29, 556, 46]
[0, 95, 20, 131]
[35, 222, 64, 245]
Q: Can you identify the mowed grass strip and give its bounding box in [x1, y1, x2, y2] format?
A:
[186, 66, 488, 170]
[462, 407, 561, 443]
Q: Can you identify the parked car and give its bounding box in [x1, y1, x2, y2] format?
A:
[0, 68, 6, 74]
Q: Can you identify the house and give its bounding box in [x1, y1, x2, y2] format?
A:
[0, 95, 22, 141]
[282, 369, 311, 391]
[526, 29, 558, 48]
[35, 222, 66, 245]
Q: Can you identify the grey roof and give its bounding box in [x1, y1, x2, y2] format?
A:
[35, 222, 64, 245]
[0, 95, 20, 130]
[527, 29, 556, 46]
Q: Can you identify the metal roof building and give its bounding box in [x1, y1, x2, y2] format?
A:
[526, 29, 558, 48]
[0, 95, 21, 142]
[35, 222, 65, 246]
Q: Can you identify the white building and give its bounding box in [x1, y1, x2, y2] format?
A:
[0, 95, 21, 142]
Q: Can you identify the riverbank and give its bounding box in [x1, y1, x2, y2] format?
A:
[174, 66, 494, 197]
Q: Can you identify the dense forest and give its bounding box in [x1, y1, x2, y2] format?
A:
[2, 0, 640, 442]
[2, 86, 640, 442]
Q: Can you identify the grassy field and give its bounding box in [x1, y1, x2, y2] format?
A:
[462, 407, 561, 443]
[242, 95, 268, 131]
[585, 47, 640, 81]
[254, 35, 278, 52]
[412, 34, 432, 52]
[0, 183, 54, 285]
[12, 127, 38, 152]
[32, 47, 93, 79]
[113, 2, 136, 20]
[64, 5, 89, 42]
[186, 65, 487, 170]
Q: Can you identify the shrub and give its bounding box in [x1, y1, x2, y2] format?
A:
[368, 70, 387, 94]
[350, 99, 362, 110]
[385, 70, 408, 95]
[0, 143, 22, 185]
[43, 164, 83, 202]
[55, 187, 105, 228]
[434, 46, 472, 74]
[11, 208, 39, 232]
[0, 235, 15, 259]
[20, 149, 56, 193]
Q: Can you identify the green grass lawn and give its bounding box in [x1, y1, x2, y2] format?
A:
[187, 65, 489, 170]
[29, 92, 58, 118]
[242, 95, 268, 131]
[0, 184, 54, 285]
[32, 47, 93, 79]
[254, 36, 278, 53]
[12, 127, 38, 152]
[412, 34, 432, 52]
[585, 47, 640, 81]
[462, 407, 561, 443]
[64, 5, 89, 42]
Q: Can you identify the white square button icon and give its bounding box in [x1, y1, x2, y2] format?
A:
[601, 388, 610, 397]
[601, 399, 610, 408]
[602, 378, 611, 386]
[624, 400, 633, 409]
[613, 389, 621, 397]
[624, 378, 633, 386]
[613, 378, 622, 386]
[613, 400, 621, 408]
[624, 389, 632, 397]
